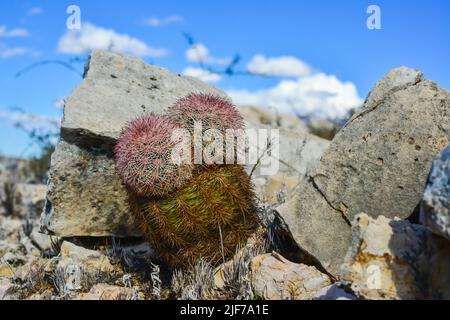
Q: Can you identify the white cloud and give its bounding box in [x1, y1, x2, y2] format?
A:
[186, 43, 207, 62]
[185, 43, 230, 66]
[0, 108, 60, 134]
[182, 67, 221, 83]
[0, 47, 29, 58]
[57, 22, 168, 57]
[53, 98, 65, 109]
[228, 73, 362, 119]
[27, 7, 44, 16]
[144, 15, 184, 27]
[0, 25, 29, 38]
[246, 54, 312, 77]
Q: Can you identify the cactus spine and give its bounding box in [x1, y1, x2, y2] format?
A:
[115, 114, 193, 197]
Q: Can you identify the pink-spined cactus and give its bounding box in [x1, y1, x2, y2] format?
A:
[168, 93, 245, 133]
[114, 114, 193, 197]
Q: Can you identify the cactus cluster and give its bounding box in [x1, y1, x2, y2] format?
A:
[115, 93, 259, 268]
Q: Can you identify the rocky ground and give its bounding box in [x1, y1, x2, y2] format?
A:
[0, 51, 449, 300]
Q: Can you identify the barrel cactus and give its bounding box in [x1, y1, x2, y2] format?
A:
[115, 114, 193, 197]
[115, 93, 259, 268]
[129, 165, 259, 268]
[168, 93, 245, 165]
[168, 93, 244, 134]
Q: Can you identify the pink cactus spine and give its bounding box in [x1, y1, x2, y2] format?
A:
[114, 114, 193, 197]
[168, 93, 245, 133]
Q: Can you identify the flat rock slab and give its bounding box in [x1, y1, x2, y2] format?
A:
[62, 51, 226, 141]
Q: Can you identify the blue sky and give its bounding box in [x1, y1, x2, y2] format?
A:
[0, 0, 449, 157]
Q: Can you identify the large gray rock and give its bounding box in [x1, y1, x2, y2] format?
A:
[0, 157, 39, 216]
[62, 51, 226, 142]
[249, 130, 329, 205]
[41, 140, 139, 237]
[420, 144, 450, 240]
[0, 182, 46, 218]
[314, 67, 449, 222]
[0, 156, 33, 185]
[40, 51, 227, 237]
[276, 67, 450, 276]
[341, 213, 450, 300]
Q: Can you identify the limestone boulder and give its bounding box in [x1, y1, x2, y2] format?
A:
[275, 67, 450, 276]
[313, 67, 449, 222]
[341, 213, 450, 300]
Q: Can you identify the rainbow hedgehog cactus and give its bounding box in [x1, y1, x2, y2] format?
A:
[168, 93, 245, 134]
[168, 93, 245, 165]
[115, 93, 260, 268]
[115, 115, 193, 197]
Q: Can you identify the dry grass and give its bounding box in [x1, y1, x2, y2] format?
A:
[171, 259, 216, 300]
